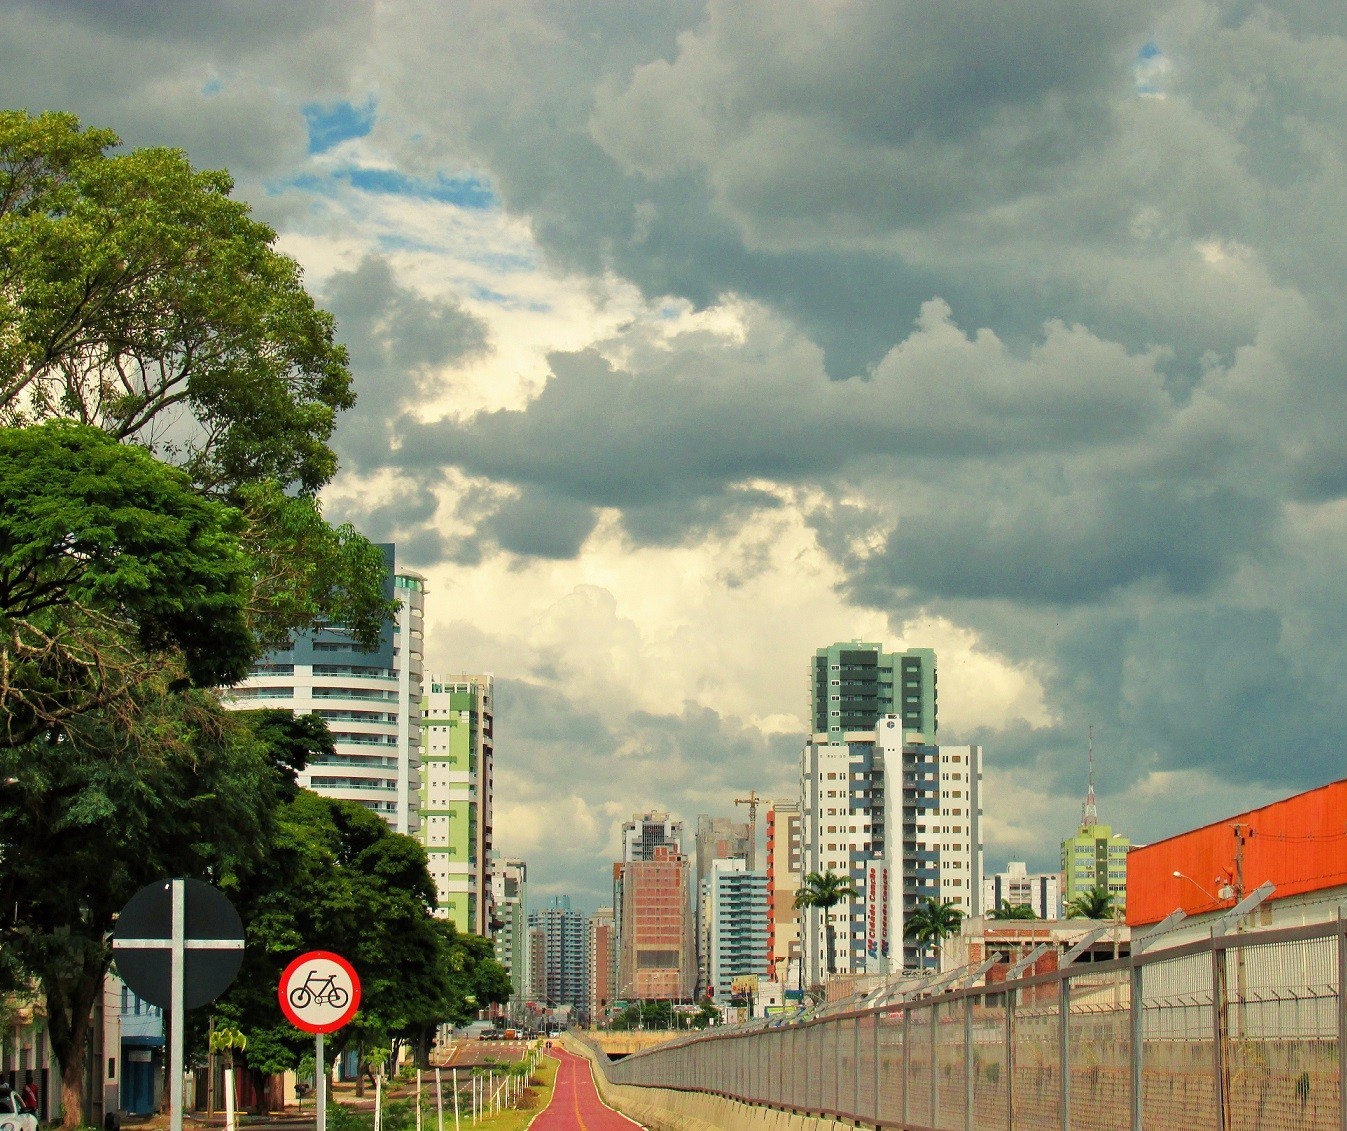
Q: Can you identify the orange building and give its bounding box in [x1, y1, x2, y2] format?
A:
[617, 844, 695, 1000]
[1127, 778, 1347, 928]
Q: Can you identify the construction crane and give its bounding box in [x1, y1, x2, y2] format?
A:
[735, 790, 762, 871]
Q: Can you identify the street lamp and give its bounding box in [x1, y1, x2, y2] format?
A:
[1172, 871, 1235, 903]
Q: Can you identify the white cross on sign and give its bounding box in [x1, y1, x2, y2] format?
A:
[112, 879, 245, 1131]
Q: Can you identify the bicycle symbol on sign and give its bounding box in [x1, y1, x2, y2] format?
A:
[289, 968, 350, 1010]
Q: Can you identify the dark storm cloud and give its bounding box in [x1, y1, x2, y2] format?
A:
[326, 253, 490, 468]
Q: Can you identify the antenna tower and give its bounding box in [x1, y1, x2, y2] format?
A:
[1082, 725, 1098, 829]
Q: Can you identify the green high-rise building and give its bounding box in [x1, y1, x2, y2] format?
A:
[1059, 739, 1129, 914]
[421, 675, 493, 933]
[810, 641, 937, 743]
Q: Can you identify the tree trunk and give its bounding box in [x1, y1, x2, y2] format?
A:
[44, 944, 108, 1129]
[825, 912, 836, 976]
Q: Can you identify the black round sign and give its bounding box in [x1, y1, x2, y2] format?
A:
[112, 878, 245, 1010]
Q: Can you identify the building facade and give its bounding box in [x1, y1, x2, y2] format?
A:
[766, 800, 803, 989]
[422, 674, 494, 932]
[490, 856, 529, 1020]
[527, 896, 589, 1020]
[588, 906, 615, 1024]
[226, 546, 425, 835]
[810, 641, 937, 744]
[800, 715, 983, 982]
[693, 815, 752, 994]
[617, 844, 696, 1001]
[983, 861, 1061, 919]
[622, 811, 685, 862]
[703, 858, 770, 1002]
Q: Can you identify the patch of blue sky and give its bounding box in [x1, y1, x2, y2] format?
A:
[346, 166, 496, 209]
[304, 97, 376, 155]
[201, 76, 222, 96]
[1135, 41, 1169, 97]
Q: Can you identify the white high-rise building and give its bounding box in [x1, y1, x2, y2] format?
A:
[800, 715, 983, 982]
[226, 547, 425, 835]
[984, 861, 1061, 920]
[703, 858, 769, 1002]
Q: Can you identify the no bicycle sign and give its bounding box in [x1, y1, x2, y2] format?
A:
[279, 950, 362, 1033]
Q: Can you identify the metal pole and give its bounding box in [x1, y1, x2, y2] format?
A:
[316, 1033, 326, 1131]
[416, 1070, 422, 1131]
[964, 995, 974, 1131]
[1339, 914, 1347, 1131]
[435, 1068, 444, 1131]
[451, 1068, 460, 1131]
[170, 880, 185, 1131]
[902, 1008, 911, 1127]
[1005, 988, 1015, 1131]
[930, 1001, 938, 1126]
[1213, 940, 1230, 1131]
[1129, 958, 1143, 1131]
[1058, 975, 1070, 1131]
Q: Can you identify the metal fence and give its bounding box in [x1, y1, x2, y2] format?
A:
[597, 918, 1347, 1131]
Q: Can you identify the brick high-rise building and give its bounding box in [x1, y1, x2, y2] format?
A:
[617, 845, 695, 1001]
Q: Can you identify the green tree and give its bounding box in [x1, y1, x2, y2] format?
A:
[1066, 886, 1115, 920]
[0, 421, 254, 746]
[0, 687, 287, 1127]
[793, 870, 860, 977]
[210, 764, 510, 1104]
[0, 110, 350, 495]
[904, 898, 965, 969]
[989, 901, 1039, 920]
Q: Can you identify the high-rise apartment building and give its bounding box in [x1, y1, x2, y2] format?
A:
[693, 816, 752, 994]
[226, 545, 425, 835]
[800, 715, 983, 981]
[703, 858, 769, 1002]
[811, 641, 937, 744]
[617, 844, 696, 1001]
[490, 856, 529, 1019]
[622, 811, 685, 861]
[984, 861, 1061, 919]
[422, 675, 494, 932]
[527, 896, 589, 1020]
[588, 906, 615, 1024]
[766, 800, 803, 987]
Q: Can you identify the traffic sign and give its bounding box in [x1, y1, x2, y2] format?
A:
[112, 878, 245, 1010]
[279, 950, 361, 1033]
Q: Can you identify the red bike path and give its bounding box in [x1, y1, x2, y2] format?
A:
[530, 1047, 645, 1130]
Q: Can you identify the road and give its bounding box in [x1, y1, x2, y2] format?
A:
[530, 1048, 643, 1130]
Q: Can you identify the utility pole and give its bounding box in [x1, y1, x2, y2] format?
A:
[734, 791, 762, 871]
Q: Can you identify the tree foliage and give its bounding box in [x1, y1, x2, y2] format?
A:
[0, 686, 286, 1126]
[903, 898, 965, 966]
[794, 869, 860, 976]
[0, 422, 255, 746]
[989, 901, 1039, 920]
[1065, 886, 1115, 920]
[212, 760, 510, 1086]
[0, 110, 352, 496]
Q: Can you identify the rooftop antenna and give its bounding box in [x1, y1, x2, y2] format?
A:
[1082, 725, 1098, 829]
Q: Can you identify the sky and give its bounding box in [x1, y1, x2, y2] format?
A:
[7, 1, 1347, 912]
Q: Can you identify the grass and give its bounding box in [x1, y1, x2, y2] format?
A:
[438, 1055, 558, 1131]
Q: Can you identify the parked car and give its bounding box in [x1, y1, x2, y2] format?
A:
[0, 1088, 38, 1131]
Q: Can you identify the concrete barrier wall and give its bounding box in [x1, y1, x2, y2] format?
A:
[563, 1035, 860, 1131]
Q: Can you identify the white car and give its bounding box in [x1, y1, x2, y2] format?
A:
[0, 1091, 37, 1131]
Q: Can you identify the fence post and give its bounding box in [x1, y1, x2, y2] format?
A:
[902, 1008, 911, 1128]
[1129, 954, 1143, 1131]
[930, 1000, 939, 1126]
[1338, 913, 1347, 1131]
[853, 1013, 862, 1118]
[964, 994, 974, 1131]
[1006, 986, 1016, 1131]
[1058, 972, 1070, 1131]
[1212, 937, 1230, 1131]
[874, 1011, 883, 1127]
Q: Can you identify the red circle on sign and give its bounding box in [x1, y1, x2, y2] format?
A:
[278, 950, 361, 1033]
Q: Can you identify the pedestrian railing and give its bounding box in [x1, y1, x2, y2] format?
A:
[594, 918, 1347, 1131]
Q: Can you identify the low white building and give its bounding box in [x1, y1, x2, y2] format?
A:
[983, 861, 1062, 920]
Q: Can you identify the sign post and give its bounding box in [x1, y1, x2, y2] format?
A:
[279, 951, 362, 1131]
[112, 879, 245, 1131]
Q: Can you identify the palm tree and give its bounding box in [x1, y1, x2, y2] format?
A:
[989, 900, 1038, 920]
[794, 869, 860, 976]
[1066, 885, 1115, 920]
[904, 897, 965, 969]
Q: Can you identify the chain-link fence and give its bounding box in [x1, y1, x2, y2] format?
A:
[597, 919, 1347, 1131]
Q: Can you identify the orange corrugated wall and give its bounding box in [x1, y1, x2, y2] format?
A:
[1126, 779, 1347, 926]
